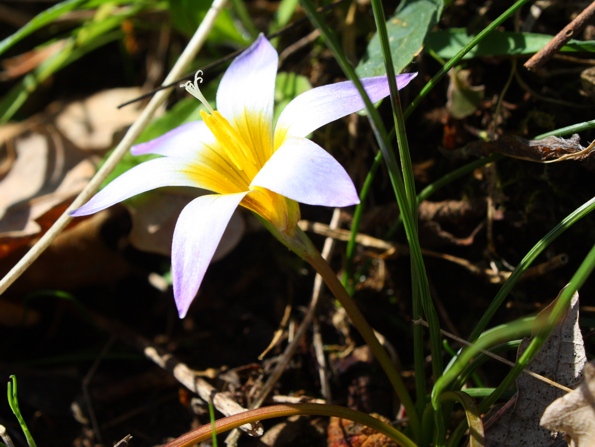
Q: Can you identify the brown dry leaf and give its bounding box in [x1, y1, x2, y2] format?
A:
[55, 88, 143, 151]
[0, 40, 68, 80]
[0, 300, 40, 327]
[541, 361, 595, 447]
[327, 414, 397, 447]
[485, 291, 586, 446]
[0, 209, 133, 295]
[126, 188, 245, 261]
[458, 134, 595, 163]
[0, 131, 96, 249]
[0, 88, 143, 258]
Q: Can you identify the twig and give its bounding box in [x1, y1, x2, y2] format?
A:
[0, 0, 228, 296]
[81, 336, 117, 445]
[89, 312, 264, 436]
[114, 434, 133, 447]
[0, 426, 15, 447]
[299, 220, 568, 283]
[414, 319, 572, 393]
[224, 209, 342, 446]
[525, 1, 595, 71]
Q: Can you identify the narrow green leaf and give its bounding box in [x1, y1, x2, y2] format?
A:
[167, 0, 249, 45]
[0, 0, 88, 56]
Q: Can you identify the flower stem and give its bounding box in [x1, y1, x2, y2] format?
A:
[164, 403, 416, 447]
[275, 225, 420, 438]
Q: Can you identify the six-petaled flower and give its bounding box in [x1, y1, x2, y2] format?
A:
[70, 34, 416, 317]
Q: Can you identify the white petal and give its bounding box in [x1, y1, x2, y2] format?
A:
[69, 158, 202, 216]
[172, 192, 247, 318]
[275, 73, 417, 140]
[217, 34, 277, 125]
[131, 121, 215, 159]
[251, 137, 359, 207]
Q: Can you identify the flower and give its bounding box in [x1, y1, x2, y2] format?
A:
[71, 35, 416, 318]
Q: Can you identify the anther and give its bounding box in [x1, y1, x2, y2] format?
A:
[181, 70, 214, 113]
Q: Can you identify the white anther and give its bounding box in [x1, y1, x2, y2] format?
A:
[181, 70, 213, 113]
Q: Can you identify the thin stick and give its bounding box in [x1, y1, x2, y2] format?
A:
[89, 311, 263, 436]
[0, 0, 228, 296]
[224, 209, 342, 446]
[524, 1, 595, 71]
[414, 319, 572, 393]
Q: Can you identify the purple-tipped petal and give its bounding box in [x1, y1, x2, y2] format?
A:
[69, 158, 202, 216]
[250, 137, 359, 207]
[172, 192, 247, 318]
[217, 34, 277, 126]
[275, 73, 417, 141]
[131, 121, 214, 159]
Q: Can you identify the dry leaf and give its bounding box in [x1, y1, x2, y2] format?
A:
[0, 40, 68, 80]
[458, 134, 595, 163]
[485, 291, 586, 446]
[0, 87, 143, 258]
[0, 132, 96, 243]
[328, 414, 397, 447]
[0, 209, 133, 295]
[55, 88, 142, 151]
[541, 361, 595, 447]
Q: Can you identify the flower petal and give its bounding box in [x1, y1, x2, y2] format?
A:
[215, 35, 277, 163]
[250, 137, 359, 207]
[172, 192, 247, 318]
[69, 158, 202, 216]
[275, 73, 417, 142]
[217, 34, 277, 125]
[131, 121, 215, 159]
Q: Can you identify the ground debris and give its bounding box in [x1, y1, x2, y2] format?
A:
[484, 292, 586, 446]
[541, 360, 595, 447]
[454, 134, 595, 163]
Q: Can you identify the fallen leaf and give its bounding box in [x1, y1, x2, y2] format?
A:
[457, 134, 595, 163]
[541, 360, 595, 447]
[0, 40, 68, 80]
[328, 414, 397, 447]
[485, 291, 586, 446]
[0, 208, 133, 295]
[0, 87, 143, 258]
[0, 131, 96, 243]
[55, 88, 143, 151]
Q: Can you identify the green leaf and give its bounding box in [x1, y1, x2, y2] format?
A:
[356, 0, 443, 77]
[167, 0, 249, 46]
[0, 0, 90, 56]
[426, 29, 595, 59]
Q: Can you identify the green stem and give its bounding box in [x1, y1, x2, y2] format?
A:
[298, 0, 439, 420]
[369, 0, 442, 420]
[163, 403, 416, 447]
[261, 220, 420, 439]
[469, 194, 595, 342]
[342, 149, 383, 292]
[479, 243, 595, 413]
[304, 234, 420, 437]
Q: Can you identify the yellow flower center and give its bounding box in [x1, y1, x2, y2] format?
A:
[182, 72, 300, 232]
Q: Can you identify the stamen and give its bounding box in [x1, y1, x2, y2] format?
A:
[181, 70, 214, 113]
